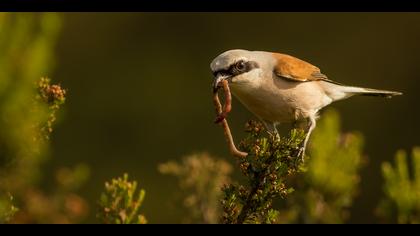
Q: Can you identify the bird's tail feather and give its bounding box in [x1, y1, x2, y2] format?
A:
[343, 86, 403, 98]
[319, 81, 402, 101]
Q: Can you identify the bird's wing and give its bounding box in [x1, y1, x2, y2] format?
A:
[272, 53, 342, 85]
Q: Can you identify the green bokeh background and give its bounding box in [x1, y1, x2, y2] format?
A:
[44, 13, 419, 223]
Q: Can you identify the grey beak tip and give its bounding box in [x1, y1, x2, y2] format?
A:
[212, 78, 221, 90]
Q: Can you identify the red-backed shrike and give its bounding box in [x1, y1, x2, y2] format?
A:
[211, 49, 402, 160]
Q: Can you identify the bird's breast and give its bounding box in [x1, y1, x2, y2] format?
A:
[229, 78, 329, 123]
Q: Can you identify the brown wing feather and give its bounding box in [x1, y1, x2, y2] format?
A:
[272, 53, 340, 85]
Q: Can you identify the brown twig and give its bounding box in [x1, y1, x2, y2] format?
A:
[213, 80, 248, 158]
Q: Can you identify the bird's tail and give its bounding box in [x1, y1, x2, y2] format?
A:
[342, 86, 403, 98]
[320, 81, 402, 101]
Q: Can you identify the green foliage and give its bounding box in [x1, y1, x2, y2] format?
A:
[278, 109, 365, 223]
[221, 120, 306, 224]
[12, 164, 90, 224]
[159, 152, 232, 223]
[0, 12, 61, 189]
[0, 13, 416, 224]
[98, 174, 147, 224]
[55, 164, 90, 192]
[0, 13, 89, 224]
[377, 147, 420, 223]
[0, 193, 18, 223]
[215, 109, 365, 224]
[36, 77, 66, 140]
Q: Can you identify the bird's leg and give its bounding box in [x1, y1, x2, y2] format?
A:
[262, 120, 280, 140]
[297, 116, 316, 162]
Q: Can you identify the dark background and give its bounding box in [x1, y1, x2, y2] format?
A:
[47, 13, 419, 223]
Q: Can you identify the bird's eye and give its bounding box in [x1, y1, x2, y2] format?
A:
[235, 61, 246, 71]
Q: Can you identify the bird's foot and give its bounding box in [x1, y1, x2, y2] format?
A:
[296, 145, 306, 165]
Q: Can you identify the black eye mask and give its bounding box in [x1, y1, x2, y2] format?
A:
[213, 61, 259, 78]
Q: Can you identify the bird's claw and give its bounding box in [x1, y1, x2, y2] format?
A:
[296, 145, 306, 164]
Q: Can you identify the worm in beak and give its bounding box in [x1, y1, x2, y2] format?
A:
[213, 74, 230, 93]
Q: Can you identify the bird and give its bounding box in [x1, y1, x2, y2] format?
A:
[210, 49, 402, 160]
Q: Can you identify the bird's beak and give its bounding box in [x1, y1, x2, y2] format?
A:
[213, 74, 230, 92]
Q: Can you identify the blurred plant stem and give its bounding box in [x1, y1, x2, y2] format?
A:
[278, 109, 365, 223]
[377, 147, 420, 223]
[159, 153, 232, 223]
[220, 120, 305, 224]
[157, 109, 366, 224]
[98, 173, 147, 224]
[0, 13, 89, 223]
[0, 193, 18, 223]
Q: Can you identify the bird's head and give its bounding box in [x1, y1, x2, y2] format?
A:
[210, 49, 275, 91]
